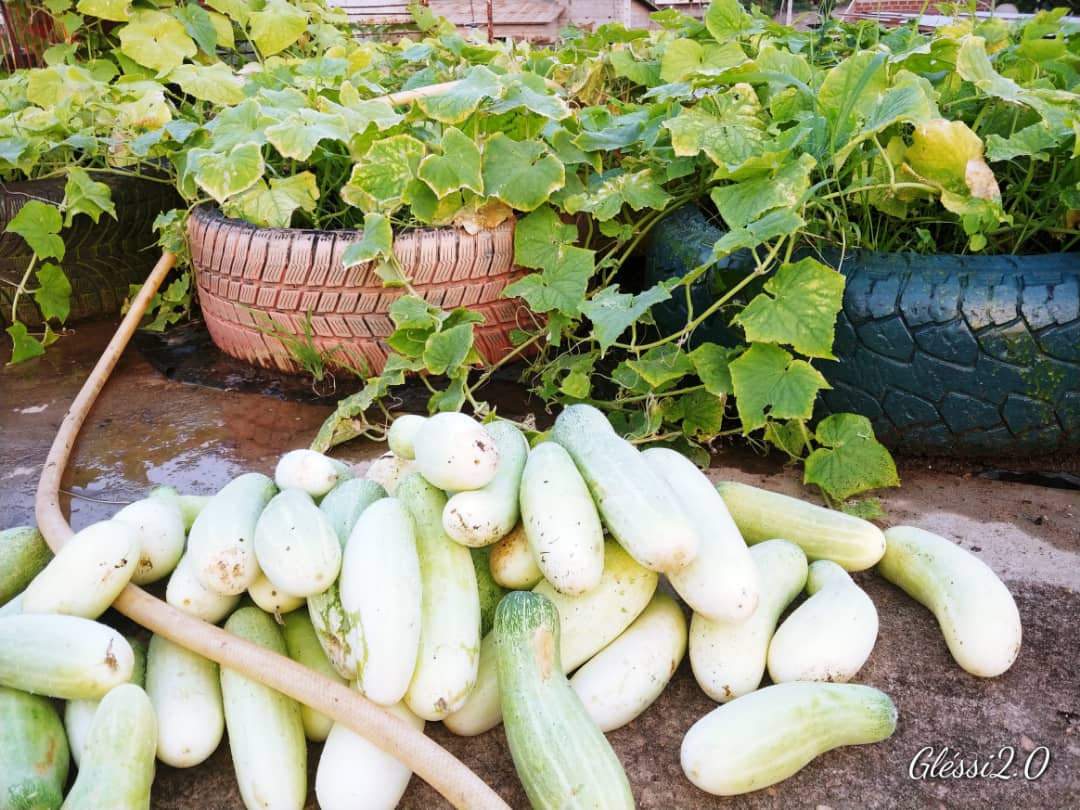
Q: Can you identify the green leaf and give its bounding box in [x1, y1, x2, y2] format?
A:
[985, 122, 1064, 162]
[223, 172, 319, 228]
[710, 154, 814, 230]
[204, 0, 250, 26]
[816, 51, 888, 150]
[502, 245, 594, 315]
[580, 282, 671, 352]
[729, 343, 830, 434]
[803, 413, 899, 501]
[168, 63, 245, 106]
[490, 74, 571, 122]
[711, 208, 804, 258]
[192, 142, 265, 204]
[341, 134, 426, 213]
[481, 134, 565, 212]
[428, 375, 467, 413]
[704, 0, 754, 40]
[424, 323, 474, 375]
[841, 498, 885, 521]
[564, 169, 672, 222]
[172, 2, 218, 56]
[625, 344, 694, 389]
[265, 109, 350, 162]
[574, 108, 651, 152]
[77, 0, 129, 22]
[6, 201, 64, 261]
[513, 205, 577, 270]
[418, 127, 484, 198]
[764, 419, 809, 460]
[6, 322, 46, 364]
[33, 262, 71, 323]
[389, 296, 439, 331]
[416, 66, 501, 125]
[119, 9, 198, 73]
[609, 48, 660, 87]
[660, 39, 705, 84]
[732, 258, 845, 359]
[689, 342, 738, 395]
[666, 389, 725, 439]
[341, 212, 393, 268]
[663, 103, 765, 171]
[63, 167, 116, 226]
[248, 0, 308, 56]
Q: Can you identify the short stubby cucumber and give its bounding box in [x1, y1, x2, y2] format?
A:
[281, 611, 348, 742]
[112, 496, 187, 585]
[0, 526, 53, 607]
[552, 404, 699, 572]
[254, 489, 341, 598]
[442, 420, 529, 548]
[767, 560, 879, 684]
[716, 480, 885, 571]
[274, 448, 352, 498]
[186, 472, 277, 595]
[145, 634, 224, 768]
[248, 571, 305, 617]
[412, 412, 500, 491]
[488, 523, 542, 590]
[689, 540, 808, 702]
[0, 685, 70, 810]
[387, 414, 427, 460]
[878, 525, 1022, 678]
[364, 453, 417, 496]
[681, 682, 898, 796]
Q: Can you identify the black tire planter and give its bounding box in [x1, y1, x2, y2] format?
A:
[0, 174, 181, 327]
[644, 206, 1080, 457]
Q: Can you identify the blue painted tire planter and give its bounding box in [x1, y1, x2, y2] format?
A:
[644, 206, 1080, 457]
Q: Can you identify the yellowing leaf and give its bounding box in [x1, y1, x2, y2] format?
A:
[341, 134, 426, 214]
[248, 0, 308, 57]
[77, 0, 129, 22]
[119, 10, 198, 73]
[905, 119, 1000, 199]
[168, 63, 245, 106]
[223, 172, 319, 228]
[192, 142, 265, 204]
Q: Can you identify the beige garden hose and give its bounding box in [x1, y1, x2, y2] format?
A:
[33, 260, 513, 808]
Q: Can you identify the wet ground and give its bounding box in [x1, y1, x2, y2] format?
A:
[2, 320, 1079, 810]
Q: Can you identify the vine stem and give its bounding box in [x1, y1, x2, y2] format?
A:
[10, 254, 38, 325]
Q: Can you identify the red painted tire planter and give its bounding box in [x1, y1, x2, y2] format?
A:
[188, 206, 530, 375]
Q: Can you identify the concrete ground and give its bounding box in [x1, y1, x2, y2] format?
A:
[1, 321, 1078, 810]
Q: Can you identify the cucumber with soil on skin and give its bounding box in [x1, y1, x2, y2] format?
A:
[281, 611, 348, 742]
[878, 525, 1022, 678]
[689, 539, 808, 703]
[0, 685, 70, 810]
[496, 591, 635, 810]
[0, 613, 135, 700]
[681, 682, 897, 796]
[442, 420, 529, 548]
[221, 607, 307, 810]
[0, 526, 53, 608]
[716, 480, 886, 571]
[165, 552, 242, 624]
[60, 684, 157, 810]
[112, 496, 187, 585]
[488, 523, 542, 590]
[247, 571, 305, 617]
[253, 488, 342, 598]
[274, 448, 352, 498]
[551, 404, 699, 573]
[767, 560, 879, 684]
[364, 452, 417, 496]
[412, 412, 500, 492]
[145, 634, 224, 768]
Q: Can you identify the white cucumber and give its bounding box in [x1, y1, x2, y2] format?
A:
[442, 421, 529, 548]
[878, 525, 1022, 677]
[519, 441, 604, 596]
[274, 448, 352, 498]
[643, 447, 760, 622]
[716, 480, 886, 571]
[21, 519, 140, 619]
[398, 473, 480, 720]
[443, 539, 658, 736]
[552, 404, 699, 572]
[767, 560, 879, 684]
[681, 682, 897, 795]
[186, 472, 277, 595]
[253, 489, 341, 598]
[412, 412, 500, 491]
[387, 414, 427, 460]
[364, 452, 417, 496]
[165, 552, 242, 624]
[146, 633, 224, 768]
[0, 613, 134, 700]
[488, 522, 542, 590]
[281, 610, 348, 741]
[319, 477, 386, 546]
[149, 485, 211, 532]
[248, 571, 305, 617]
[570, 591, 687, 732]
[113, 497, 187, 585]
[315, 700, 425, 810]
[221, 607, 307, 810]
[689, 539, 808, 703]
[340, 497, 422, 706]
[306, 581, 354, 680]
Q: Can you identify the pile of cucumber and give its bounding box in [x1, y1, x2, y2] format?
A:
[0, 403, 1023, 810]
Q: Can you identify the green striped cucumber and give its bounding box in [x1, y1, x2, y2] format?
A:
[519, 442, 604, 596]
[642, 447, 759, 622]
[318, 478, 386, 547]
[0, 527, 52, 607]
[253, 489, 341, 598]
[221, 607, 307, 810]
[112, 497, 187, 585]
[21, 520, 140, 619]
[488, 523, 542, 590]
[341, 497, 422, 706]
[0, 614, 134, 700]
[397, 473, 480, 720]
[472, 545, 508, 638]
[145, 634, 223, 768]
[281, 610, 348, 742]
[187, 472, 277, 595]
[442, 420, 529, 547]
[689, 540, 808, 703]
[496, 591, 635, 810]
[60, 684, 157, 810]
[0, 686, 69, 810]
[274, 449, 352, 498]
[165, 552, 242, 624]
[552, 404, 699, 572]
[444, 539, 658, 736]
[681, 682, 897, 795]
[716, 480, 886, 571]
